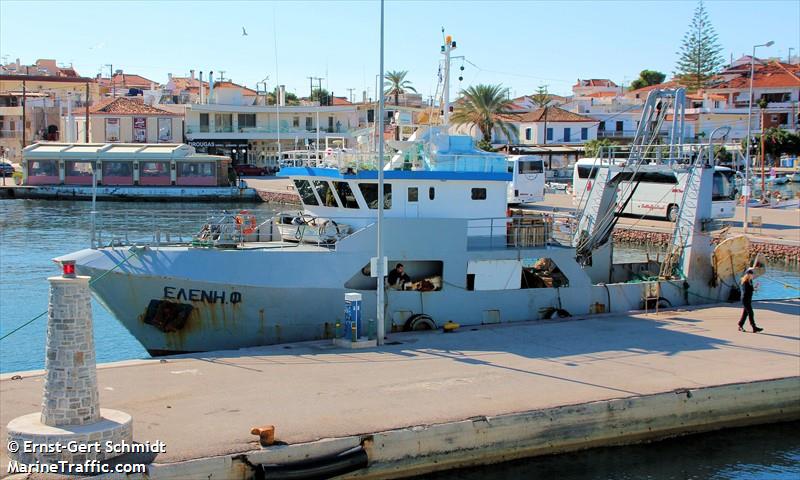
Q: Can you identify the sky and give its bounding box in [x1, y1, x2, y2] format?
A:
[1, 0, 798, 100]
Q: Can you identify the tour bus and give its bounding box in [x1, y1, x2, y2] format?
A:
[572, 158, 737, 221]
[507, 155, 546, 205]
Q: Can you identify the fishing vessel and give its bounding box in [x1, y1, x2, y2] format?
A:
[58, 40, 737, 356]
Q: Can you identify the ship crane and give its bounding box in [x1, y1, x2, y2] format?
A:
[572, 88, 687, 265]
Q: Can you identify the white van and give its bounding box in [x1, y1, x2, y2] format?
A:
[572, 158, 737, 221]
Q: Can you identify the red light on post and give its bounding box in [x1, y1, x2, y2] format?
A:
[61, 260, 76, 278]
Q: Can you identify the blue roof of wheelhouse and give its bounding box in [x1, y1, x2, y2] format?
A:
[280, 135, 511, 180]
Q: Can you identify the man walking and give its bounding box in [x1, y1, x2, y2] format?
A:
[738, 268, 763, 333]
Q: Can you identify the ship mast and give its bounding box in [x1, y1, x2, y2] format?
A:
[376, 0, 386, 346]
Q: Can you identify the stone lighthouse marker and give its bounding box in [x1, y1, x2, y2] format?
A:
[6, 261, 133, 466]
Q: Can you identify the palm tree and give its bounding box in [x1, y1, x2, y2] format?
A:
[384, 70, 416, 105]
[450, 84, 518, 144]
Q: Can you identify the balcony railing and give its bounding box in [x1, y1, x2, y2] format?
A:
[186, 125, 351, 136]
[598, 129, 638, 138]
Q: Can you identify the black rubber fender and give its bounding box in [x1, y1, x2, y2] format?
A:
[405, 313, 436, 331]
[258, 446, 368, 480]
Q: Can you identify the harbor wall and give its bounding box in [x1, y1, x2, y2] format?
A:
[613, 229, 800, 265]
[0, 185, 261, 202]
[127, 376, 799, 480]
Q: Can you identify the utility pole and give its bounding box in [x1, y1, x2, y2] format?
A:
[22, 80, 26, 149]
[346, 88, 355, 104]
[308, 76, 323, 101]
[85, 82, 90, 142]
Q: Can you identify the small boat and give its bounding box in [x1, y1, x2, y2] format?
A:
[789, 173, 800, 182]
[772, 176, 789, 185]
[274, 212, 350, 244]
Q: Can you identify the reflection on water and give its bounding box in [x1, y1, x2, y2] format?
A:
[420, 421, 800, 480]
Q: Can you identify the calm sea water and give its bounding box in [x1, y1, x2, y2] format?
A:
[421, 421, 800, 480]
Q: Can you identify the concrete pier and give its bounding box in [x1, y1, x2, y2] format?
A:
[2, 300, 798, 479]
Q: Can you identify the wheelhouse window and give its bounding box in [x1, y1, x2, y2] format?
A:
[293, 179, 319, 206]
[313, 180, 339, 207]
[358, 183, 392, 209]
[333, 181, 359, 208]
[408, 187, 418, 202]
[429, 187, 435, 200]
[471, 188, 487, 200]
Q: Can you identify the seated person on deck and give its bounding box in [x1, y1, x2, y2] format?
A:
[387, 263, 411, 290]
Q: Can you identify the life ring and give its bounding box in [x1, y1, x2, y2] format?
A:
[235, 210, 257, 235]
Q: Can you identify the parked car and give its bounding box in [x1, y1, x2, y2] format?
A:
[233, 164, 268, 176]
[0, 162, 15, 177]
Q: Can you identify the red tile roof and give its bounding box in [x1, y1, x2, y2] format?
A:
[500, 106, 594, 123]
[89, 97, 182, 116]
[170, 77, 208, 91]
[99, 73, 158, 89]
[213, 81, 258, 95]
[331, 96, 352, 106]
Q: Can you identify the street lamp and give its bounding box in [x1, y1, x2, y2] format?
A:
[743, 40, 774, 233]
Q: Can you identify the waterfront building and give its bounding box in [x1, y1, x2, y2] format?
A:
[184, 98, 358, 166]
[0, 63, 100, 162]
[22, 142, 230, 187]
[70, 97, 184, 144]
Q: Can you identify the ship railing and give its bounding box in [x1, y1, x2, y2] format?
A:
[280, 150, 508, 174]
[594, 143, 737, 166]
[466, 212, 577, 250]
[91, 209, 224, 249]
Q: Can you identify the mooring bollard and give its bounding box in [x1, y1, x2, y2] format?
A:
[6, 260, 133, 466]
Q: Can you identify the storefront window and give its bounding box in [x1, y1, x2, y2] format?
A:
[199, 113, 209, 132]
[28, 160, 58, 176]
[105, 118, 120, 142]
[66, 161, 92, 176]
[178, 162, 214, 177]
[140, 161, 171, 186]
[157, 118, 172, 142]
[102, 162, 132, 177]
[133, 117, 147, 143]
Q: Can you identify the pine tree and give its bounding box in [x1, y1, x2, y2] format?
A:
[674, 0, 724, 90]
[531, 85, 550, 108]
